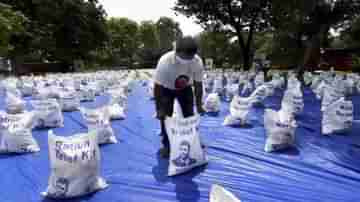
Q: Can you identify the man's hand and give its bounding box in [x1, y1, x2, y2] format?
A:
[197, 104, 206, 116]
[194, 81, 204, 115]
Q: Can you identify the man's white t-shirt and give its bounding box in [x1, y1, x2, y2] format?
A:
[154, 51, 204, 90]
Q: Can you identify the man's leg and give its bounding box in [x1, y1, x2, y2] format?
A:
[176, 86, 195, 118]
[177, 87, 207, 149]
[155, 85, 175, 158]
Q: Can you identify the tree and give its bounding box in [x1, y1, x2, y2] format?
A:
[136, 20, 161, 68]
[197, 30, 232, 68]
[1, 0, 108, 65]
[0, 3, 26, 55]
[253, 32, 273, 58]
[156, 17, 182, 54]
[271, 0, 360, 70]
[138, 21, 159, 50]
[174, 0, 272, 69]
[106, 17, 139, 66]
[340, 17, 360, 48]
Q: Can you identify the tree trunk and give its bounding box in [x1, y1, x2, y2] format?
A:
[242, 48, 251, 70]
[235, 31, 252, 70]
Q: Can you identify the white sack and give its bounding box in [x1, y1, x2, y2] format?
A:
[0, 111, 39, 153]
[204, 93, 221, 113]
[166, 115, 208, 176]
[31, 99, 64, 128]
[42, 130, 108, 199]
[223, 96, 253, 126]
[210, 184, 241, 202]
[322, 98, 353, 135]
[264, 109, 297, 152]
[80, 107, 117, 145]
[5, 91, 25, 114]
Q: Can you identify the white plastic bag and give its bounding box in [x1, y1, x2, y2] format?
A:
[210, 184, 241, 202]
[5, 91, 25, 114]
[224, 84, 239, 102]
[0, 112, 39, 153]
[107, 104, 126, 120]
[313, 80, 327, 100]
[173, 99, 184, 118]
[204, 93, 221, 113]
[213, 78, 223, 95]
[241, 80, 254, 96]
[42, 130, 108, 199]
[321, 85, 344, 112]
[20, 82, 34, 97]
[287, 75, 301, 90]
[58, 91, 80, 112]
[79, 87, 96, 102]
[322, 98, 353, 135]
[282, 86, 304, 115]
[254, 72, 264, 88]
[80, 107, 117, 145]
[108, 89, 128, 109]
[303, 72, 313, 86]
[32, 86, 53, 100]
[166, 115, 208, 176]
[31, 99, 64, 128]
[263, 82, 276, 97]
[223, 96, 253, 126]
[203, 78, 213, 95]
[271, 76, 285, 89]
[250, 85, 268, 106]
[88, 82, 102, 96]
[264, 109, 297, 152]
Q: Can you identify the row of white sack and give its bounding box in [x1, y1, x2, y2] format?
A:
[305, 72, 360, 113]
[0, 102, 127, 154]
[4, 84, 129, 114]
[47, 127, 237, 201]
[5, 113, 212, 199]
[3, 78, 133, 100]
[216, 74, 353, 152]
[307, 72, 359, 96]
[224, 97, 352, 153]
[146, 73, 285, 105]
[204, 71, 269, 92]
[0, 70, 141, 99]
[204, 75, 289, 114]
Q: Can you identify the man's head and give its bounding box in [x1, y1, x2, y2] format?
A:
[175, 36, 198, 61]
[179, 140, 191, 159]
[55, 177, 69, 196]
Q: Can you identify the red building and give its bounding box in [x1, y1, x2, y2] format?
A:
[316, 48, 358, 71]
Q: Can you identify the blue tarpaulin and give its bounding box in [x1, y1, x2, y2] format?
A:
[0, 84, 360, 202]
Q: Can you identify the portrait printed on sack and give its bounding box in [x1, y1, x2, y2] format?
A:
[172, 140, 197, 167]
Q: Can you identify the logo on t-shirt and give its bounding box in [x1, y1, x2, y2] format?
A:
[175, 75, 190, 90]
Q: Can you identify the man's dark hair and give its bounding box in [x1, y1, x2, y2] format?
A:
[180, 140, 191, 150]
[56, 178, 69, 187]
[175, 36, 198, 56]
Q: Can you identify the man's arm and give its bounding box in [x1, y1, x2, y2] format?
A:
[193, 56, 205, 115]
[194, 81, 205, 114]
[153, 83, 161, 100]
[153, 83, 162, 118]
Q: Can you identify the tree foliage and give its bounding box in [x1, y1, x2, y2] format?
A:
[197, 30, 232, 68]
[1, 0, 108, 63]
[0, 3, 26, 55]
[339, 17, 360, 48]
[174, 0, 272, 69]
[106, 17, 139, 66]
[271, 0, 360, 68]
[156, 17, 182, 53]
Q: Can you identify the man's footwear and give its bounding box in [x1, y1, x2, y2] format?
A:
[159, 147, 170, 158]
